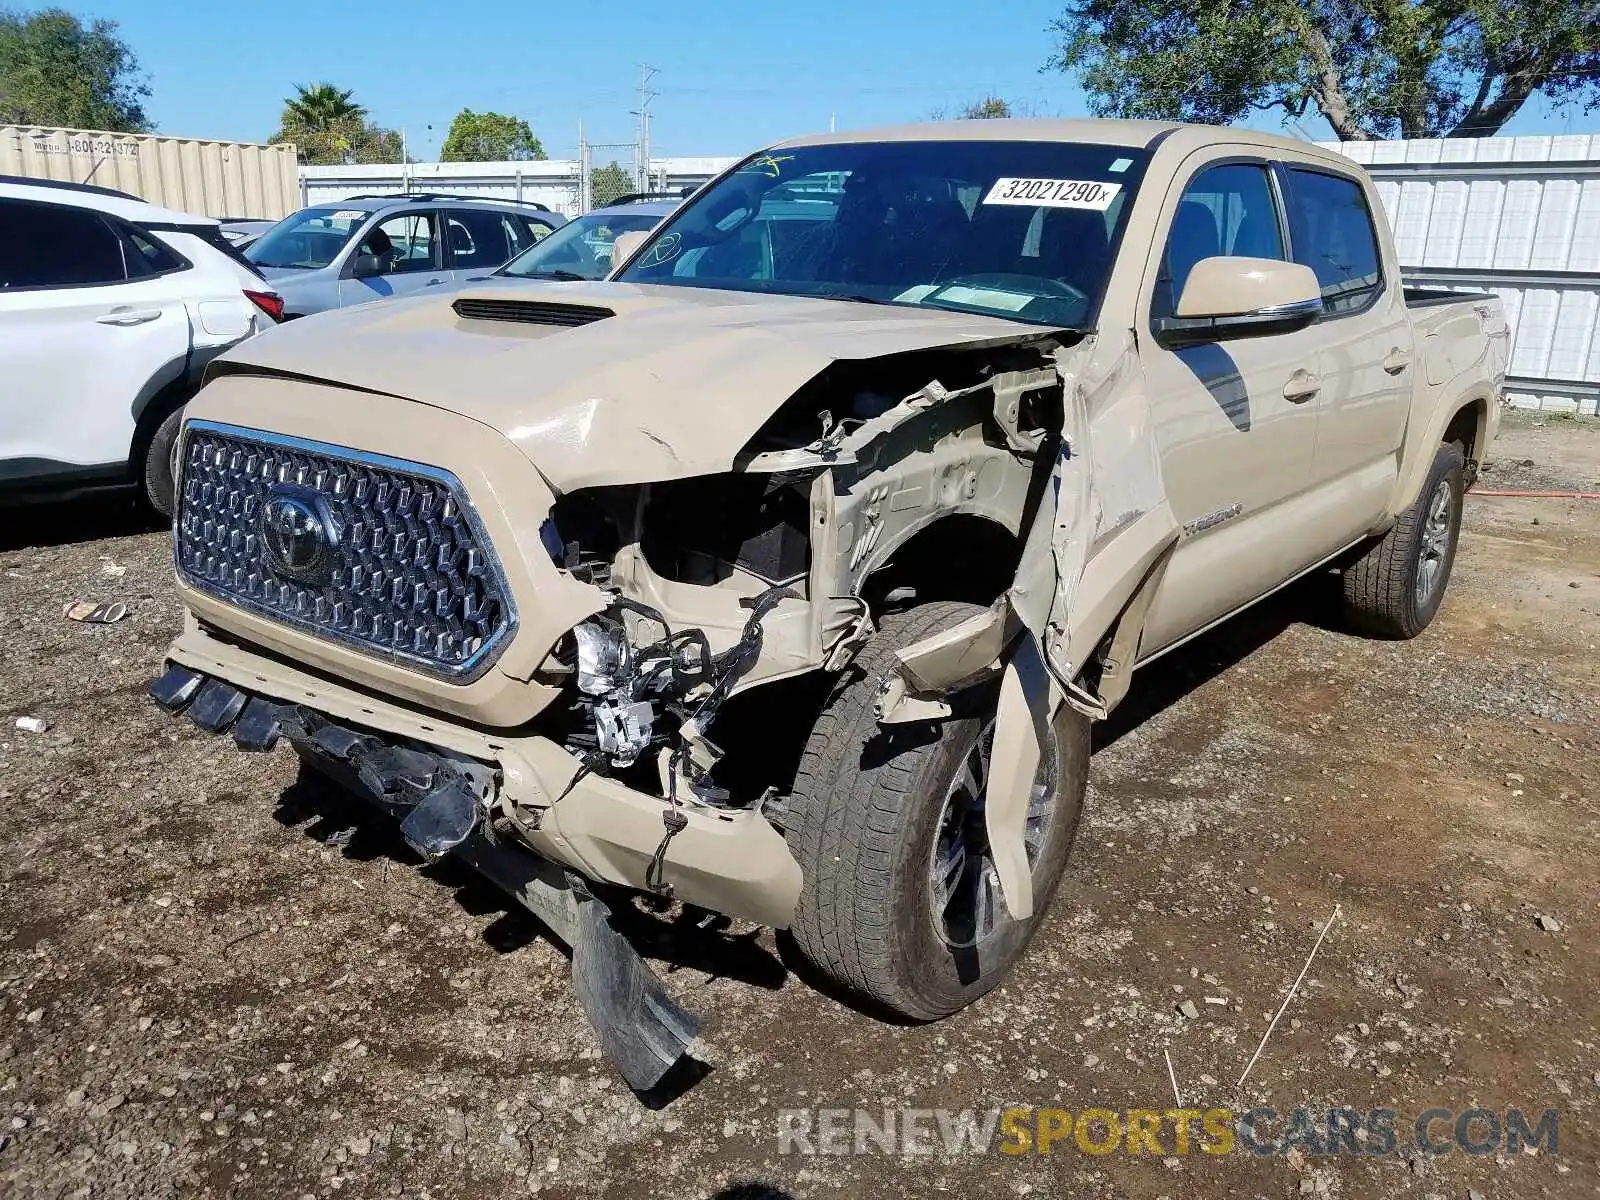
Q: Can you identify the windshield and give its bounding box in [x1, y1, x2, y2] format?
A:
[246, 206, 370, 270]
[498, 210, 665, 281]
[616, 140, 1148, 327]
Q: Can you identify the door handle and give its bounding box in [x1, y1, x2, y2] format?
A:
[425, 277, 445, 286]
[1283, 370, 1321, 403]
[1382, 346, 1412, 375]
[96, 308, 162, 326]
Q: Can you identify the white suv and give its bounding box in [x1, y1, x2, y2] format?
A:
[0, 176, 282, 516]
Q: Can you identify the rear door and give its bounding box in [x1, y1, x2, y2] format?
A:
[337, 208, 448, 306]
[0, 197, 191, 479]
[442, 207, 519, 283]
[1135, 154, 1325, 650]
[1277, 162, 1411, 539]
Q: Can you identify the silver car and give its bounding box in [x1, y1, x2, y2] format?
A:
[245, 193, 565, 318]
[492, 195, 679, 282]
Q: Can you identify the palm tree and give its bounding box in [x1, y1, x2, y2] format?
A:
[283, 83, 365, 130]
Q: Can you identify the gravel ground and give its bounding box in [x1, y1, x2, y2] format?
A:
[1, 409, 1597, 1199]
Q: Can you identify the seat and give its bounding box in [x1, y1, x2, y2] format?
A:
[359, 226, 395, 268]
[952, 204, 1036, 278]
[816, 180, 970, 288]
[1036, 208, 1113, 296]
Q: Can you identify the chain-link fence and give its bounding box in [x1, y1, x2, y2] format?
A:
[579, 138, 655, 209]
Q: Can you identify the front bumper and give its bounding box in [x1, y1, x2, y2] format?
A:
[158, 617, 803, 931]
[151, 657, 706, 1091]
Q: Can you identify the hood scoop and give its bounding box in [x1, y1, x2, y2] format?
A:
[452, 296, 615, 328]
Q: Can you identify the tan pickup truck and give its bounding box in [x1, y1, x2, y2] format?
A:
[149, 120, 1508, 1090]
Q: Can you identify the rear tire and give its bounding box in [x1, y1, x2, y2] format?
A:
[1341, 440, 1464, 638]
[785, 601, 1089, 1021]
[141, 406, 185, 519]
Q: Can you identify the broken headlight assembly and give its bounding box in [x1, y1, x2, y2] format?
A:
[560, 591, 793, 778]
[536, 476, 807, 813]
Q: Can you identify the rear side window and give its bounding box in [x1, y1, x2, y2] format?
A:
[123, 228, 186, 278]
[0, 198, 128, 288]
[1284, 169, 1383, 315]
[1156, 163, 1285, 317]
[445, 208, 517, 270]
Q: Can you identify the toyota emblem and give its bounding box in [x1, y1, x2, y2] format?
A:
[260, 484, 337, 586]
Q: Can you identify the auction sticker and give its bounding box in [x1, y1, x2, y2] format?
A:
[983, 178, 1121, 210]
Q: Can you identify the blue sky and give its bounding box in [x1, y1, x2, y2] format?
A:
[98, 0, 1581, 158]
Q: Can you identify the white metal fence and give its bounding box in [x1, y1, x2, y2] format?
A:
[1325, 134, 1600, 416]
[299, 157, 737, 218]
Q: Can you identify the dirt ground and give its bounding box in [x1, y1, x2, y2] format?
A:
[1, 409, 1596, 1199]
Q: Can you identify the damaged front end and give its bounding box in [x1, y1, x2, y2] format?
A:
[151, 660, 709, 1091]
[150, 285, 1171, 1090]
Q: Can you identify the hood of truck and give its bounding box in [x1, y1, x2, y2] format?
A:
[211, 280, 1058, 491]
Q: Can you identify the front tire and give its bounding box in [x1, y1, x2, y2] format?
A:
[785, 601, 1089, 1021]
[1341, 440, 1464, 638]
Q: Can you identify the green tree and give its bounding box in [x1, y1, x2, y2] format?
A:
[960, 96, 1013, 119]
[268, 84, 402, 165]
[282, 81, 365, 128]
[269, 115, 403, 165]
[590, 160, 634, 206]
[0, 7, 150, 131]
[439, 109, 546, 161]
[1050, 0, 1600, 140]
[931, 95, 1045, 120]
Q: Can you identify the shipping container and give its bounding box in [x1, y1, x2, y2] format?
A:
[0, 125, 299, 220]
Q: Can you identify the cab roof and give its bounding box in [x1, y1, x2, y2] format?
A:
[771, 118, 1346, 164]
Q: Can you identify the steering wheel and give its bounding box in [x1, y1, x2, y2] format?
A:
[938, 273, 1088, 306]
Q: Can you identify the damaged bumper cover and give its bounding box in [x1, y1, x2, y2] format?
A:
[147, 645, 799, 1091]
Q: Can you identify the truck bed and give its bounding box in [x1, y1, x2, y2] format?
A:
[1404, 284, 1489, 309]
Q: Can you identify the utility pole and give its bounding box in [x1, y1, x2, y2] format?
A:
[633, 63, 659, 190]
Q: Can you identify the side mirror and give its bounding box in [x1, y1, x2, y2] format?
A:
[350, 252, 384, 279]
[1155, 257, 1323, 346]
[609, 231, 649, 274]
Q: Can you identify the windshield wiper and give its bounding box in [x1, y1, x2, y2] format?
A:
[815, 291, 904, 307]
[507, 269, 590, 281]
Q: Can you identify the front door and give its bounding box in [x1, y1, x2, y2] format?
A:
[337, 210, 448, 307]
[1137, 154, 1326, 651]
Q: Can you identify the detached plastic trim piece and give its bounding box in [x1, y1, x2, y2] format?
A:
[148, 664, 205, 712]
[187, 678, 248, 732]
[232, 696, 284, 752]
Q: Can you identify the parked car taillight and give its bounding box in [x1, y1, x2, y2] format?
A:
[244, 290, 284, 322]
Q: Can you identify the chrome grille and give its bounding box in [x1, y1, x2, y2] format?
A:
[174, 421, 516, 682]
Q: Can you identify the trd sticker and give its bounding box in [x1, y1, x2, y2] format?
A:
[982, 178, 1122, 210]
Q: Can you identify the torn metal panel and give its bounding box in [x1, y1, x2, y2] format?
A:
[991, 367, 1059, 456]
[1011, 331, 1180, 698]
[871, 603, 1056, 922]
[984, 636, 1058, 922]
[875, 603, 1014, 724]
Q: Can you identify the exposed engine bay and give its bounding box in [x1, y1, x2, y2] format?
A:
[523, 337, 1073, 823]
